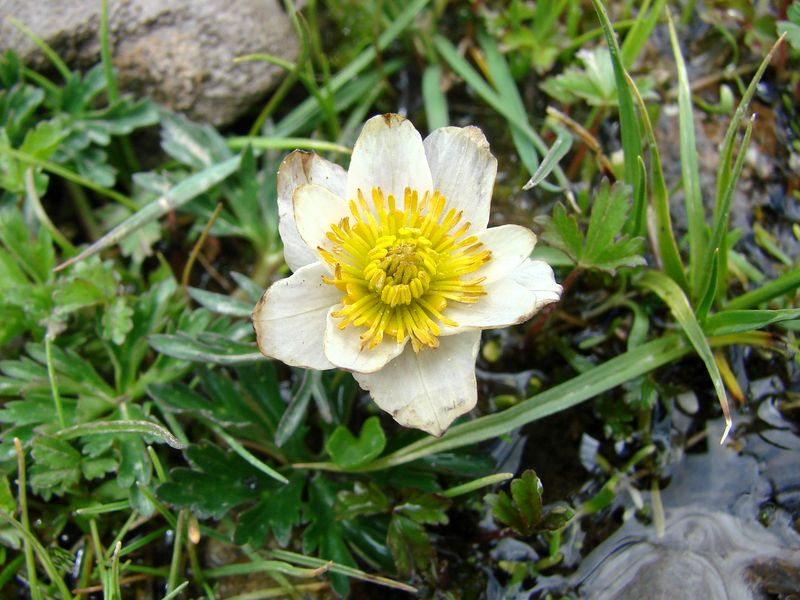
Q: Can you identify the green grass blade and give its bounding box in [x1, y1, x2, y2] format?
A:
[441, 473, 513, 498]
[0, 145, 137, 210]
[354, 334, 691, 470]
[422, 64, 449, 130]
[433, 36, 571, 194]
[621, 0, 667, 68]
[273, 0, 430, 136]
[54, 419, 187, 449]
[477, 29, 539, 173]
[626, 72, 687, 289]
[705, 308, 800, 336]
[208, 423, 288, 484]
[0, 512, 72, 599]
[54, 154, 242, 272]
[715, 34, 785, 221]
[522, 127, 572, 190]
[725, 268, 800, 310]
[638, 270, 731, 442]
[667, 9, 706, 299]
[591, 0, 644, 236]
[227, 137, 351, 155]
[695, 249, 719, 324]
[100, 0, 119, 102]
[267, 549, 418, 593]
[6, 17, 71, 80]
[705, 117, 753, 306]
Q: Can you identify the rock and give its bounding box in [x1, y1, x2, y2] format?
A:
[0, 0, 298, 127]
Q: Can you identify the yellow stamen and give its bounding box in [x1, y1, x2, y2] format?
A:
[321, 187, 491, 352]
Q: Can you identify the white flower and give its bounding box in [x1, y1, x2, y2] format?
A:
[252, 114, 562, 436]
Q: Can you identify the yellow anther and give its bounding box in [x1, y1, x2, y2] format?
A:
[320, 186, 491, 352]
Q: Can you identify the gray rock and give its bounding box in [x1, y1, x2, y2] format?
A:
[0, 0, 298, 126]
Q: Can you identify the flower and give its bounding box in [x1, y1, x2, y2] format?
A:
[252, 114, 562, 436]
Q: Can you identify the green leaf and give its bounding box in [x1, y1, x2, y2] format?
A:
[628, 75, 688, 290]
[29, 437, 81, 498]
[337, 482, 391, 520]
[54, 154, 242, 272]
[486, 469, 544, 536]
[81, 456, 117, 480]
[326, 417, 386, 469]
[0, 476, 15, 513]
[394, 492, 450, 526]
[387, 514, 433, 577]
[0, 206, 54, 284]
[157, 444, 269, 520]
[638, 270, 731, 441]
[705, 309, 800, 336]
[542, 203, 582, 263]
[541, 180, 645, 274]
[538, 502, 575, 531]
[667, 9, 706, 298]
[234, 475, 305, 548]
[591, 0, 645, 235]
[422, 65, 448, 130]
[149, 332, 262, 365]
[101, 296, 134, 345]
[303, 475, 356, 596]
[187, 288, 253, 317]
[159, 111, 231, 169]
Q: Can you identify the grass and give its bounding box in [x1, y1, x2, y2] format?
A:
[0, 0, 797, 597]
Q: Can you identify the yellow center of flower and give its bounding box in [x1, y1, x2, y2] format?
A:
[319, 187, 491, 352]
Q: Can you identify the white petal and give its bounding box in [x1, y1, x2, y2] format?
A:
[474, 224, 538, 284]
[423, 126, 497, 234]
[252, 263, 339, 369]
[352, 331, 481, 436]
[346, 114, 433, 204]
[441, 259, 561, 334]
[277, 151, 347, 271]
[293, 183, 350, 258]
[323, 309, 408, 374]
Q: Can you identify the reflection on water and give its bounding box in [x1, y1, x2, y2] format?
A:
[535, 414, 800, 600]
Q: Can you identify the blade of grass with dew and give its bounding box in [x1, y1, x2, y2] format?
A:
[477, 29, 539, 174]
[422, 64, 449, 130]
[523, 126, 572, 190]
[627, 71, 688, 289]
[292, 334, 692, 472]
[432, 35, 570, 194]
[638, 270, 731, 442]
[620, 0, 667, 69]
[54, 154, 241, 271]
[54, 419, 186, 449]
[704, 308, 800, 336]
[725, 268, 800, 310]
[591, 0, 644, 236]
[712, 34, 785, 301]
[272, 0, 430, 137]
[666, 9, 707, 300]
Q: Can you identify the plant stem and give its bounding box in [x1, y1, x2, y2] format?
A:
[14, 439, 42, 600]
